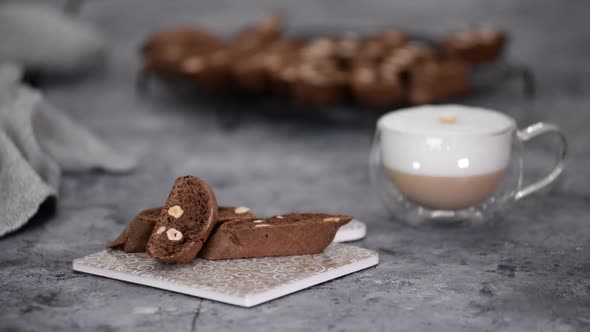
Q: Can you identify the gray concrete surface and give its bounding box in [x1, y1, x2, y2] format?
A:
[1, 0, 589, 331]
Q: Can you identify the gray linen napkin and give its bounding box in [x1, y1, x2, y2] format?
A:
[0, 1, 107, 75]
[0, 63, 136, 237]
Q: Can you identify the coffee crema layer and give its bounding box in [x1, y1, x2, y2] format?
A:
[387, 168, 506, 210]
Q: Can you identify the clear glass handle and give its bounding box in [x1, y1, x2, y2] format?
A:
[515, 122, 567, 200]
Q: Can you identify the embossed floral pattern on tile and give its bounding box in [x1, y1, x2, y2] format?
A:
[74, 243, 375, 297]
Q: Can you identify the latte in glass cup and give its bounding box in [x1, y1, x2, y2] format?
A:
[378, 105, 514, 210]
[371, 104, 567, 224]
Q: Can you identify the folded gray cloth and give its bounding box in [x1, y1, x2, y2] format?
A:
[0, 63, 136, 237]
[0, 1, 107, 74]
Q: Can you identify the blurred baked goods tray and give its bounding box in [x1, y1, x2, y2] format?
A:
[138, 17, 535, 128]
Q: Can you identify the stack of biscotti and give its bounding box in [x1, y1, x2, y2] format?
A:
[108, 176, 352, 264]
[141, 15, 507, 109]
[107, 205, 255, 253]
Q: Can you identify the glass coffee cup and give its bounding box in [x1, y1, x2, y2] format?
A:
[369, 104, 567, 225]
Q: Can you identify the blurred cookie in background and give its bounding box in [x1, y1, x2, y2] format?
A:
[291, 59, 348, 106]
[143, 26, 226, 78]
[232, 15, 284, 55]
[440, 27, 507, 64]
[350, 64, 404, 109]
[181, 48, 233, 92]
[408, 59, 471, 104]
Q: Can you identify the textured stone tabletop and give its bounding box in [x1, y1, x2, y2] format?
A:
[1, 0, 589, 331]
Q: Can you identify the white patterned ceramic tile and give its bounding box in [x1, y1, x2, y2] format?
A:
[333, 219, 367, 242]
[73, 243, 378, 307]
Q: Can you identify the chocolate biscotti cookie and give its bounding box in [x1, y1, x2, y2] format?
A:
[231, 39, 305, 95]
[408, 59, 470, 104]
[142, 26, 225, 77]
[350, 64, 404, 109]
[142, 26, 223, 55]
[180, 48, 232, 92]
[230, 50, 274, 94]
[232, 15, 283, 54]
[290, 59, 348, 106]
[147, 176, 218, 264]
[108, 207, 161, 253]
[440, 27, 507, 64]
[381, 42, 436, 74]
[199, 213, 352, 260]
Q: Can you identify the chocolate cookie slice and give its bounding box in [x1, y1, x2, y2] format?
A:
[350, 64, 404, 109]
[142, 26, 223, 56]
[147, 176, 218, 264]
[142, 26, 225, 77]
[230, 50, 274, 94]
[232, 15, 283, 55]
[107, 207, 161, 253]
[199, 213, 352, 260]
[290, 59, 348, 106]
[408, 59, 471, 104]
[381, 42, 436, 74]
[266, 39, 308, 97]
[180, 48, 232, 92]
[440, 27, 507, 64]
[231, 39, 305, 95]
